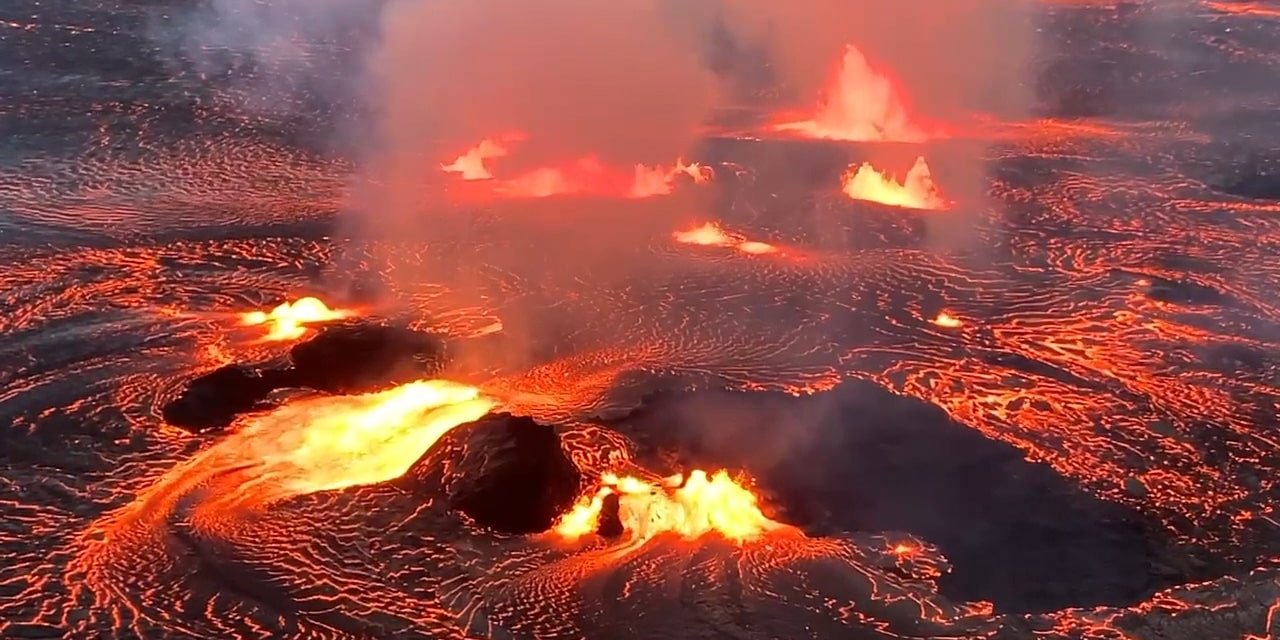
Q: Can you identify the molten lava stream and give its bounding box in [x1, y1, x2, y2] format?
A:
[66, 379, 494, 636]
[773, 44, 937, 142]
[240, 296, 354, 342]
[842, 157, 948, 210]
[555, 470, 791, 546]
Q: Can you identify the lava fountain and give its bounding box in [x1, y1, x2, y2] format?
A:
[842, 157, 947, 210]
[774, 45, 933, 142]
[555, 470, 788, 544]
[241, 296, 354, 342]
[441, 137, 517, 180]
[628, 159, 713, 198]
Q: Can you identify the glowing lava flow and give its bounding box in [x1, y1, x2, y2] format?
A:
[842, 157, 947, 210]
[206, 380, 493, 507]
[240, 296, 354, 341]
[775, 45, 931, 142]
[555, 470, 785, 543]
[673, 222, 779, 255]
[441, 138, 513, 180]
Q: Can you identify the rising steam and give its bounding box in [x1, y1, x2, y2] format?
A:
[157, 0, 1042, 362]
[697, 0, 1037, 120]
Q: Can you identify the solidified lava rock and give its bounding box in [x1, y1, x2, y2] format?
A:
[160, 365, 284, 432]
[1143, 277, 1226, 306]
[611, 382, 1193, 614]
[596, 492, 624, 538]
[1208, 151, 1280, 200]
[162, 323, 452, 434]
[446, 414, 582, 535]
[287, 323, 447, 393]
[1220, 172, 1280, 200]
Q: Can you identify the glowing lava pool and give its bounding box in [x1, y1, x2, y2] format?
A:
[2, 1, 1279, 639]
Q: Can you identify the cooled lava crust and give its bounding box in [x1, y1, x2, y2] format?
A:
[2, 1, 1280, 639]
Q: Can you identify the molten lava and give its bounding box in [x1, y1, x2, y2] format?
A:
[842, 157, 947, 210]
[441, 138, 513, 180]
[673, 222, 779, 255]
[491, 157, 711, 199]
[628, 159, 713, 198]
[673, 221, 735, 248]
[932, 312, 964, 328]
[775, 45, 931, 142]
[218, 380, 494, 505]
[440, 134, 711, 200]
[240, 296, 353, 341]
[555, 469, 784, 543]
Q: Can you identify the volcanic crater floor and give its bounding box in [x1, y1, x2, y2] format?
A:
[2, 0, 1280, 639]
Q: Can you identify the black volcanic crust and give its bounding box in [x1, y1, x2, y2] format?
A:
[400, 413, 583, 535]
[160, 364, 283, 432]
[1142, 276, 1227, 307]
[445, 414, 583, 535]
[161, 323, 448, 433]
[287, 323, 447, 393]
[607, 380, 1213, 614]
[1217, 172, 1280, 200]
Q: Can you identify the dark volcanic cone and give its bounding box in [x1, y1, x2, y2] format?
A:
[438, 413, 583, 535]
[160, 364, 288, 432]
[287, 323, 448, 393]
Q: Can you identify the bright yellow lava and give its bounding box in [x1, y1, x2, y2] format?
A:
[842, 157, 947, 211]
[240, 296, 354, 341]
[198, 380, 495, 508]
[555, 469, 784, 543]
[931, 312, 964, 328]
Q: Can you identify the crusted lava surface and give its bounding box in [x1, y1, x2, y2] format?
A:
[286, 322, 449, 393]
[2, 1, 1280, 640]
[438, 413, 582, 535]
[611, 382, 1216, 614]
[160, 322, 448, 431]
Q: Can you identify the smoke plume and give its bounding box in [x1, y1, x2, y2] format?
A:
[703, 0, 1037, 118]
[158, 0, 1044, 368]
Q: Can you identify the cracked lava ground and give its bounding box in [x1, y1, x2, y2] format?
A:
[1, 1, 1279, 639]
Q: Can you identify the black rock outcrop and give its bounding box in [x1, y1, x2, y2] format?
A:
[161, 323, 450, 433]
[287, 323, 447, 393]
[445, 414, 582, 535]
[160, 365, 285, 433]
